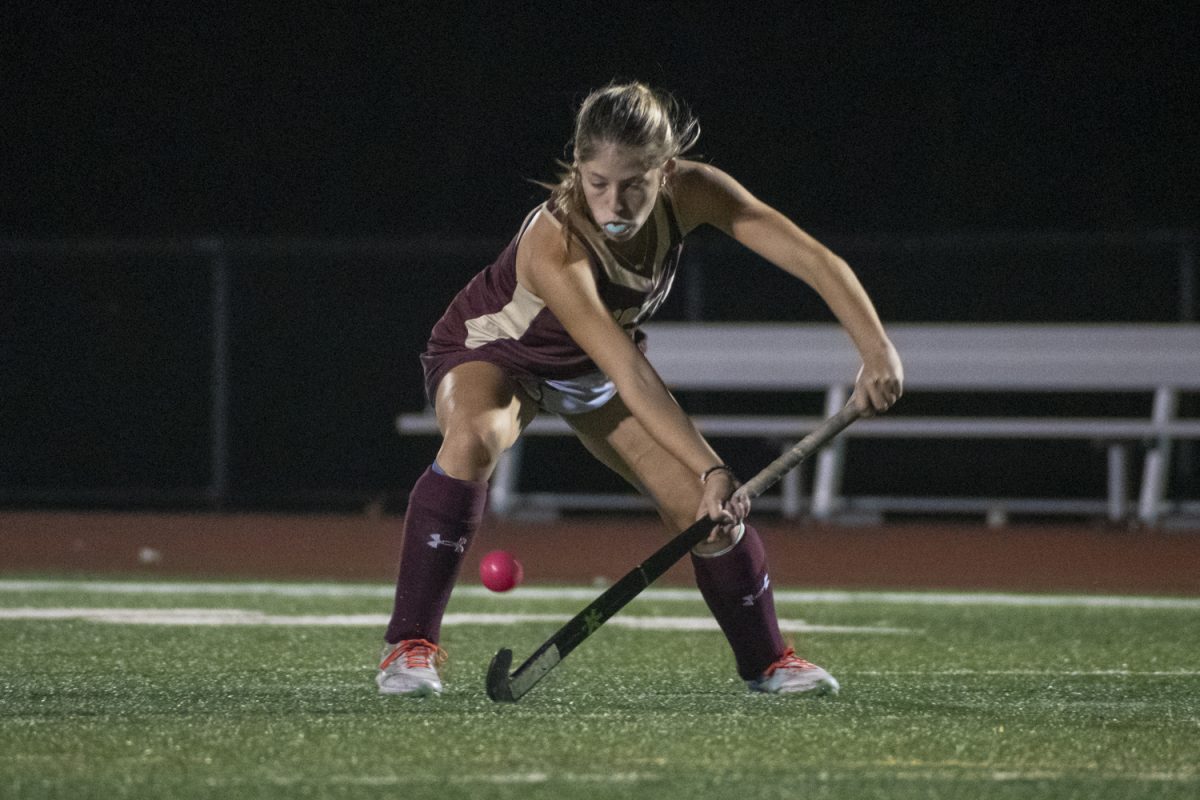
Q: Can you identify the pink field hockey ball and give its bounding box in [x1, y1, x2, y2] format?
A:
[479, 550, 524, 592]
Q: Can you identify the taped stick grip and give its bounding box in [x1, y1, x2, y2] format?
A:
[736, 404, 861, 501]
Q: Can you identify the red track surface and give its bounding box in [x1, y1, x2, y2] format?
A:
[2, 512, 1198, 595]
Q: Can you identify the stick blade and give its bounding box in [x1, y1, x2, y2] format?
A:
[485, 648, 515, 702]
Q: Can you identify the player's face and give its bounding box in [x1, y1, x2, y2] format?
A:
[578, 143, 669, 242]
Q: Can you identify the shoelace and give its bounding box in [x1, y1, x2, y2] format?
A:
[762, 647, 816, 677]
[380, 638, 447, 671]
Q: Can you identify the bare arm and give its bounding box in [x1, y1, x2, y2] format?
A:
[672, 161, 903, 413]
[518, 217, 745, 525]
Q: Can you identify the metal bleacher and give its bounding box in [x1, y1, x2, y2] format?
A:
[397, 323, 1200, 526]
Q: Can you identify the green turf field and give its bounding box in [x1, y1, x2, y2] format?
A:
[1, 578, 1197, 799]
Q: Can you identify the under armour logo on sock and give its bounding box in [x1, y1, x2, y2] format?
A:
[742, 573, 771, 606]
[427, 533, 467, 553]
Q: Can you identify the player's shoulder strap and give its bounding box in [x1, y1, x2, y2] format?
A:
[517, 202, 552, 239]
[659, 192, 684, 246]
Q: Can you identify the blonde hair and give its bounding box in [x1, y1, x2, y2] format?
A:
[545, 81, 700, 227]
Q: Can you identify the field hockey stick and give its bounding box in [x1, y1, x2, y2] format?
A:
[486, 402, 862, 702]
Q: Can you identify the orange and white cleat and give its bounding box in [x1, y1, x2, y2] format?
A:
[746, 648, 840, 696]
[376, 639, 447, 697]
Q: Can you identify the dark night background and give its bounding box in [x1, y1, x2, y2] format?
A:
[2, 4, 1197, 510]
[5, 3, 1197, 237]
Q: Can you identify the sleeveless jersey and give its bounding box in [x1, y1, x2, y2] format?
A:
[420, 194, 685, 400]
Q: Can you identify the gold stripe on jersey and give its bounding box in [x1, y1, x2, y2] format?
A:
[459, 199, 675, 349]
[464, 280, 546, 350]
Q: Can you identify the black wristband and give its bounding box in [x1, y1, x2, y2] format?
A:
[700, 464, 735, 484]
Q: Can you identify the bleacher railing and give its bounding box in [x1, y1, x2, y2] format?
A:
[3, 229, 1196, 520]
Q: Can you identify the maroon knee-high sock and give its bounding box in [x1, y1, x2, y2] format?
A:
[690, 524, 786, 680]
[384, 466, 487, 645]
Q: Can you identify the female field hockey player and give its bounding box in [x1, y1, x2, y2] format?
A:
[378, 81, 903, 697]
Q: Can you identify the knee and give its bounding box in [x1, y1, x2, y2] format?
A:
[437, 414, 519, 480]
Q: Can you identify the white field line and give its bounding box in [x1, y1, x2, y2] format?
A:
[848, 669, 1200, 677]
[828, 767, 1197, 784]
[204, 772, 660, 790]
[322, 771, 657, 787]
[276, 768, 1197, 786]
[210, 767, 1200, 789]
[0, 607, 911, 634]
[1, 579, 1198, 609]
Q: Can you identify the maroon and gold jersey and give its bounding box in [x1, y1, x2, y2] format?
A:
[420, 195, 684, 402]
